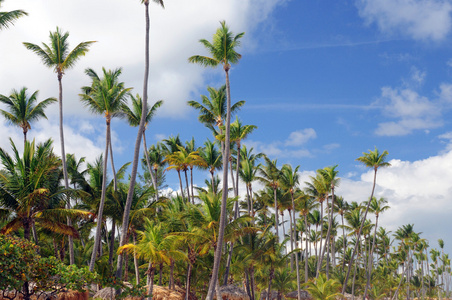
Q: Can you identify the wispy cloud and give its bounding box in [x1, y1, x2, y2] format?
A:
[356, 0, 452, 41]
[247, 103, 380, 111]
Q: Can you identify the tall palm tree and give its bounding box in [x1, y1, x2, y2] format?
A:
[333, 196, 349, 270]
[188, 21, 244, 300]
[366, 197, 390, 295]
[342, 148, 390, 295]
[305, 172, 329, 275]
[121, 94, 163, 199]
[199, 139, 222, 191]
[0, 87, 56, 145]
[80, 67, 131, 272]
[258, 157, 282, 241]
[116, 0, 164, 281]
[317, 165, 340, 277]
[280, 164, 302, 300]
[225, 117, 256, 197]
[23, 27, 95, 265]
[0, 0, 27, 30]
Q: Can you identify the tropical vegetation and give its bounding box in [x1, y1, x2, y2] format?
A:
[0, 3, 450, 300]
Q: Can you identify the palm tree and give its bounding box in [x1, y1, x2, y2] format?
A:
[366, 197, 390, 295]
[224, 117, 256, 198]
[164, 145, 206, 203]
[0, 87, 56, 145]
[23, 27, 95, 265]
[332, 196, 349, 270]
[116, 0, 164, 281]
[0, 138, 88, 240]
[0, 0, 27, 30]
[317, 165, 340, 277]
[187, 85, 245, 134]
[305, 172, 329, 276]
[342, 147, 390, 295]
[119, 218, 180, 300]
[79, 67, 131, 272]
[121, 94, 163, 199]
[258, 157, 282, 241]
[188, 21, 244, 299]
[280, 164, 302, 300]
[199, 139, 222, 191]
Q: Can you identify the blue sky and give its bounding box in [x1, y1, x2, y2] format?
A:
[1, 0, 452, 254]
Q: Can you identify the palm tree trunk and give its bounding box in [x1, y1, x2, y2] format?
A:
[266, 267, 274, 300]
[158, 262, 163, 285]
[229, 155, 236, 196]
[133, 232, 140, 285]
[116, 0, 150, 280]
[342, 168, 378, 294]
[190, 167, 195, 204]
[184, 170, 191, 204]
[147, 262, 155, 300]
[32, 222, 39, 245]
[169, 259, 174, 290]
[89, 120, 111, 272]
[177, 170, 185, 202]
[143, 131, 159, 201]
[185, 261, 193, 300]
[316, 201, 324, 277]
[108, 219, 116, 267]
[304, 214, 309, 283]
[205, 67, 232, 300]
[364, 215, 380, 298]
[109, 139, 117, 190]
[57, 74, 74, 265]
[274, 187, 279, 242]
[341, 214, 346, 271]
[291, 193, 301, 300]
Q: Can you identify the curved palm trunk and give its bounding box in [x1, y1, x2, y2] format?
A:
[89, 119, 111, 272]
[57, 75, 74, 265]
[205, 68, 231, 300]
[116, 0, 150, 280]
[342, 168, 378, 294]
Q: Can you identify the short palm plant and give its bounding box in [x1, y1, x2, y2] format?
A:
[303, 273, 342, 300]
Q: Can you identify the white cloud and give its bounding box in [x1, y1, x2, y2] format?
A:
[356, 0, 452, 41]
[0, 0, 283, 119]
[374, 86, 442, 136]
[285, 128, 317, 146]
[337, 148, 452, 252]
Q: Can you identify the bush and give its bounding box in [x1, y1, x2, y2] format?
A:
[0, 234, 97, 299]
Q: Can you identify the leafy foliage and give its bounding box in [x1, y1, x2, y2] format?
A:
[0, 234, 96, 297]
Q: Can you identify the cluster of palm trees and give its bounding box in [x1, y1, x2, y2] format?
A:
[1, 2, 451, 300]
